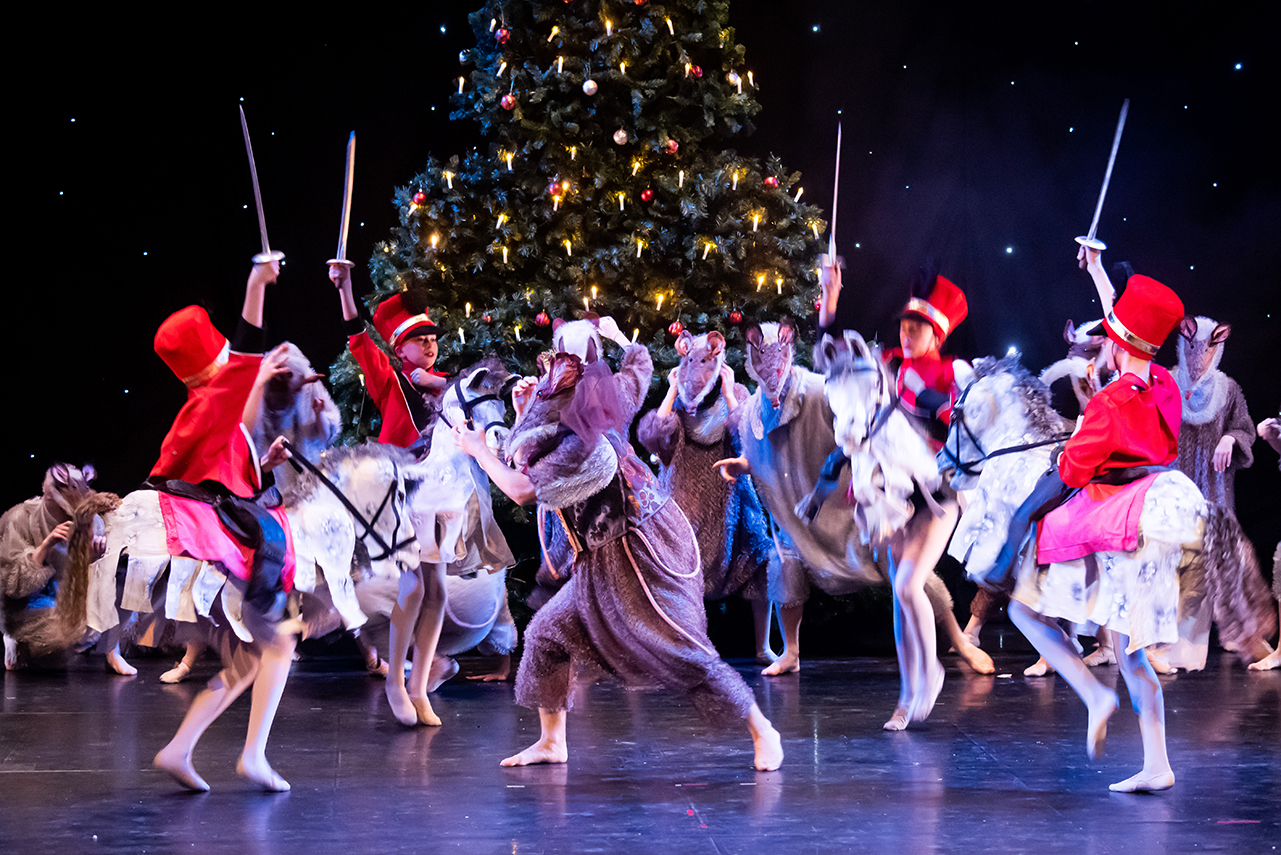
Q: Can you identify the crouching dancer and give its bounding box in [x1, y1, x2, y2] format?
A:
[454, 319, 783, 771]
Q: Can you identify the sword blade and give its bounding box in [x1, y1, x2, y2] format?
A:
[829, 121, 842, 258]
[336, 131, 356, 262]
[1085, 99, 1130, 242]
[240, 106, 274, 257]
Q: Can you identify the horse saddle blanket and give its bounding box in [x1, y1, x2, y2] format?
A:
[158, 492, 295, 590]
[1036, 473, 1158, 564]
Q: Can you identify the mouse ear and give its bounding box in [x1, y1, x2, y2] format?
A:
[674, 330, 692, 357]
[777, 320, 795, 344]
[706, 330, 726, 356]
[81, 464, 97, 484]
[1178, 317, 1198, 341]
[745, 324, 763, 349]
[1210, 323, 1231, 345]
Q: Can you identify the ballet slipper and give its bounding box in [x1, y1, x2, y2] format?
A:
[236, 755, 290, 792]
[154, 747, 209, 793]
[1146, 651, 1177, 675]
[1024, 657, 1053, 677]
[1082, 645, 1117, 667]
[955, 639, 995, 674]
[909, 663, 945, 723]
[4, 635, 21, 671]
[385, 682, 418, 726]
[1086, 690, 1119, 761]
[426, 656, 460, 692]
[412, 696, 442, 727]
[159, 661, 193, 684]
[1109, 769, 1175, 793]
[365, 656, 390, 678]
[882, 706, 910, 732]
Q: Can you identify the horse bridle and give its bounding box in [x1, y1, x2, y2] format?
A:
[839, 358, 897, 448]
[439, 374, 518, 434]
[281, 440, 416, 563]
[940, 381, 1070, 477]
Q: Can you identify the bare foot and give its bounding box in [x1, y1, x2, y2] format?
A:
[762, 651, 800, 676]
[426, 656, 460, 692]
[364, 650, 389, 678]
[752, 724, 784, 771]
[909, 664, 945, 723]
[1082, 645, 1116, 667]
[1109, 769, 1175, 793]
[955, 640, 995, 674]
[385, 682, 418, 726]
[159, 661, 192, 684]
[467, 667, 511, 683]
[1086, 689, 1119, 761]
[1024, 657, 1053, 677]
[501, 738, 568, 767]
[882, 705, 910, 731]
[236, 755, 290, 792]
[106, 650, 137, 676]
[1248, 648, 1281, 671]
[154, 746, 209, 792]
[411, 696, 442, 727]
[1146, 651, 1177, 675]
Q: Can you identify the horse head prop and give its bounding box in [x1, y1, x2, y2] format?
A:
[813, 331, 894, 456]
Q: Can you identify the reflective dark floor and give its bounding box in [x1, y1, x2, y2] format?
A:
[2, 632, 1277, 855]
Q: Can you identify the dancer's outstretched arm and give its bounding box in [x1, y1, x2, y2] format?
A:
[454, 425, 536, 506]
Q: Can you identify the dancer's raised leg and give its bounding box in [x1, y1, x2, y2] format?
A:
[1108, 630, 1174, 792]
[1009, 601, 1118, 759]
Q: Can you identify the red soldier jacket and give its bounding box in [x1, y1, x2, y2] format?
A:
[885, 348, 961, 450]
[1058, 365, 1181, 489]
[151, 351, 264, 495]
[346, 321, 446, 448]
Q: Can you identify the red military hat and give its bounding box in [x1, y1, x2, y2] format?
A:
[1103, 274, 1185, 359]
[372, 293, 437, 349]
[903, 274, 968, 343]
[154, 305, 229, 388]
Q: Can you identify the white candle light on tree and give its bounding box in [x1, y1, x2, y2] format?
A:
[548, 26, 559, 42]
[443, 171, 454, 189]
[678, 170, 685, 187]
[557, 55, 564, 73]
[665, 17, 674, 35]
[458, 77, 465, 94]
[465, 302, 472, 318]
[794, 186, 803, 202]
[606, 19, 612, 36]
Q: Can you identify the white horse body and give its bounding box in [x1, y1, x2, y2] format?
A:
[817, 331, 941, 548]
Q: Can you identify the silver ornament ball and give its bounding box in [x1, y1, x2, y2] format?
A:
[582, 79, 598, 96]
[613, 129, 628, 145]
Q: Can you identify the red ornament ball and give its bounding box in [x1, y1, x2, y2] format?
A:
[668, 321, 684, 336]
[764, 176, 779, 188]
[535, 311, 551, 327]
[634, 0, 647, 5]
[500, 93, 517, 110]
[412, 191, 427, 206]
[814, 297, 823, 311]
[691, 65, 703, 78]
[664, 138, 679, 154]
[640, 188, 654, 202]
[495, 27, 511, 44]
[481, 313, 493, 323]
[729, 310, 744, 324]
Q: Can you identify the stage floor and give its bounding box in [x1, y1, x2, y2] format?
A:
[2, 640, 1277, 854]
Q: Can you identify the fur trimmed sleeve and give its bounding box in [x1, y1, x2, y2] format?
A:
[615, 344, 655, 424]
[1222, 378, 1255, 471]
[0, 502, 57, 600]
[637, 410, 681, 466]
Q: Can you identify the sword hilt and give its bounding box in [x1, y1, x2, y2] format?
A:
[252, 250, 286, 264]
[1074, 236, 1107, 251]
[326, 258, 354, 268]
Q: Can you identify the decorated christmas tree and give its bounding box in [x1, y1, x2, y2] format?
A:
[331, 0, 826, 441]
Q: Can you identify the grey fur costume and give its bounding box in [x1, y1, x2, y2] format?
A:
[511, 345, 757, 727]
[637, 380, 772, 602]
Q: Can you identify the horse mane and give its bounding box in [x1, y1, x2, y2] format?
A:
[971, 355, 1069, 440]
[277, 443, 415, 508]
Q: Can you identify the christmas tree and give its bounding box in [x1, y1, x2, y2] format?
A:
[331, 0, 826, 441]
